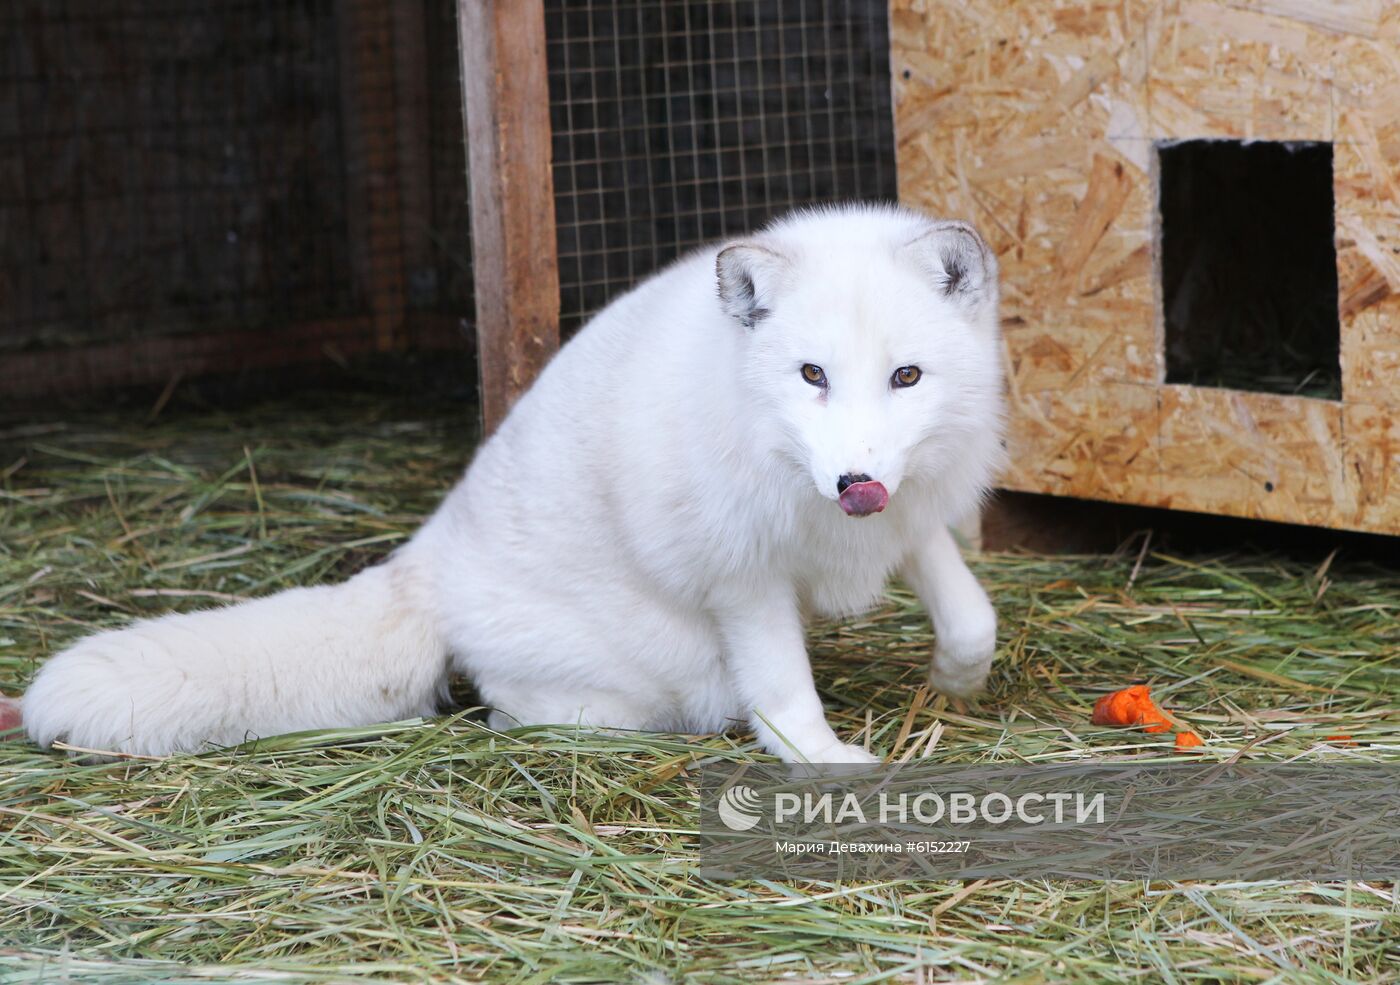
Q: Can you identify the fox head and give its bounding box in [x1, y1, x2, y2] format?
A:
[716, 206, 1005, 519]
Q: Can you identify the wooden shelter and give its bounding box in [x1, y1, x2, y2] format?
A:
[891, 1, 1399, 534]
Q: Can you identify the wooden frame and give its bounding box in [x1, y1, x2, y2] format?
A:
[892, 0, 1400, 535]
[458, 0, 561, 436]
[0, 316, 465, 401]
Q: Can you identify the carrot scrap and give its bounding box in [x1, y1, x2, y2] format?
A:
[1091, 685, 1172, 733]
[1091, 685, 1208, 751]
[1325, 734, 1356, 747]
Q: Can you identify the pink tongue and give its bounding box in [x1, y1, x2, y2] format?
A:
[839, 480, 889, 517]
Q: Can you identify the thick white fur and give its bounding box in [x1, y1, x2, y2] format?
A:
[23, 205, 1006, 762]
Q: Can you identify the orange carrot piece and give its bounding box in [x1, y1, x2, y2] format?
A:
[1091, 685, 1172, 733]
[1174, 731, 1204, 750]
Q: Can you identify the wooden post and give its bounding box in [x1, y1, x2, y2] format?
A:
[458, 0, 561, 436]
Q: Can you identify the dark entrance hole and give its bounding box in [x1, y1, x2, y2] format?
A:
[1159, 139, 1341, 399]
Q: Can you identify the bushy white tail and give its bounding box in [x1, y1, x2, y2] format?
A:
[22, 559, 447, 756]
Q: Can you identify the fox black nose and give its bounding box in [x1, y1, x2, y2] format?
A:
[837, 473, 872, 495]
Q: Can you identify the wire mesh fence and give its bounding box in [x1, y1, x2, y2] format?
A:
[1, 0, 896, 399]
[545, 0, 898, 332]
[0, 0, 473, 400]
[2, 3, 354, 355]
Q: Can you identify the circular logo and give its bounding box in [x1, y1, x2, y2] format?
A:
[718, 784, 764, 831]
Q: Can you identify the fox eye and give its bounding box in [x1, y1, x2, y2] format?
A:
[892, 365, 922, 388]
[801, 363, 827, 387]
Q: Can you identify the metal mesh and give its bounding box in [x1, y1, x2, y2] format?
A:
[0, 0, 473, 400]
[416, 0, 475, 319]
[1, 1, 896, 397]
[544, 0, 898, 332]
[1, 1, 354, 352]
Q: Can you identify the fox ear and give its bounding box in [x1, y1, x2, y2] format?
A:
[716, 243, 788, 328]
[907, 220, 998, 317]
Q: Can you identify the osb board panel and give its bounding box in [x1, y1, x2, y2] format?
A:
[1334, 68, 1400, 406]
[893, 1, 1159, 392]
[1158, 387, 1350, 526]
[1147, 0, 1336, 141]
[1344, 403, 1400, 533]
[893, 0, 1400, 534]
[1003, 383, 1161, 507]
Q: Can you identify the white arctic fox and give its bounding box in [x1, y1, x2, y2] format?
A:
[19, 205, 1006, 763]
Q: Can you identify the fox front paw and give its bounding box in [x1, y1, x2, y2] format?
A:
[927, 657, 992, 698]
[797, 738, 881, 766]
[928, 618, 997, 699]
